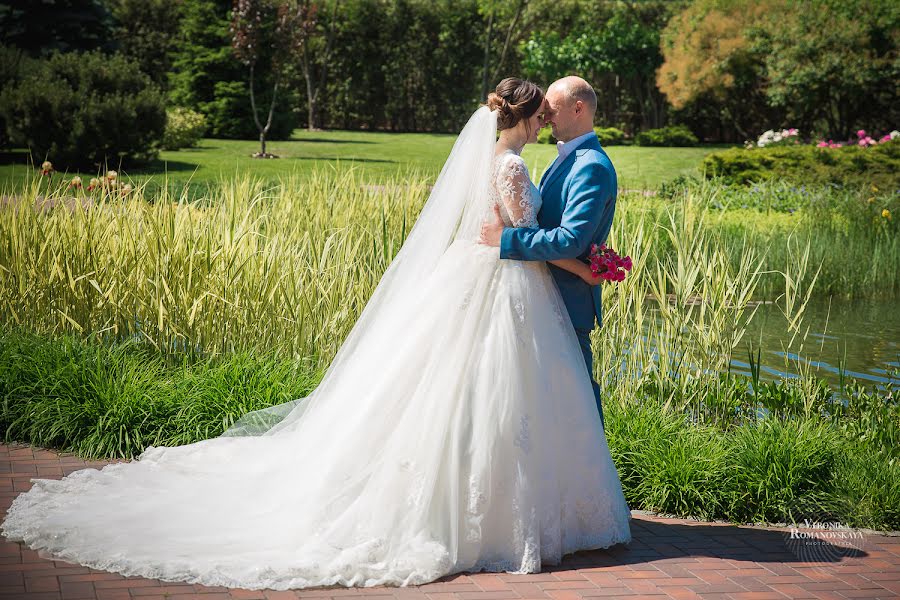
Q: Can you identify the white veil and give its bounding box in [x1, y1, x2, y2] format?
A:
[220, 106, 499, 437]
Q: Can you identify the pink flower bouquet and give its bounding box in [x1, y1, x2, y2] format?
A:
[588, 243, 632, 282]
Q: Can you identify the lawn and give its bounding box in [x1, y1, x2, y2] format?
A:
[0, 129, 726, 191]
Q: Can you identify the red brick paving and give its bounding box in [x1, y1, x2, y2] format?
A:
[0, 441, 897, 600]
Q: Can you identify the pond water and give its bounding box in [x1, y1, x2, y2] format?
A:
[733, 295, 899, 389]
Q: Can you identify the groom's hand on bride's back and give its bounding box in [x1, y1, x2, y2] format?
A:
[478, 204, 504, 247]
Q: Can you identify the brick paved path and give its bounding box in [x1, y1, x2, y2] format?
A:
[0, 442, 897, 600]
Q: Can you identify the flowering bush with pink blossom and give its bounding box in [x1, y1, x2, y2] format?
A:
[816, 129, 898, 149]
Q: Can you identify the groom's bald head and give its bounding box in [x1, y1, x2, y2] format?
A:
[545, 76, 596, 142]
[551, 76, 597, 116]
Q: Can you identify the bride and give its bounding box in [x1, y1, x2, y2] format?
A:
[1, 77, 632, 590]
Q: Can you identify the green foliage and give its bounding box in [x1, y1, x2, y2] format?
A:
[162, 107, 208, 150]
[726, 417, 840, 523]
[0, 45, 33, 150]
[658, 0, 899, 140]
[0, 0, 116, 57]
[758, 0, 899, 138]
[829, 438, 900, 529]
[609, 382, 898, 529]
[703, 141, 900, 189]
[107, 0, 183, 89]
[2, 325, 897, 530]
[326, 0, 484, 132]
[0, 327, 320, 459]
[594, 126, 625, 145]
[635, 124, 698, 146]
[0, 49, 166, 170]
[537, 127, 555, 144]
[520, 2, 673, 131]
[609, 402, 729, 520]
[167, 0, 297, 139]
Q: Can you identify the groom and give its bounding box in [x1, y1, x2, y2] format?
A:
[479, 75, 617, 428]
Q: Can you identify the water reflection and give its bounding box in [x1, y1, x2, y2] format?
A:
[738, 296, 899, 387]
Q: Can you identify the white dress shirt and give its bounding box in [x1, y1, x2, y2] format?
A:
[541, 130, 598, 190]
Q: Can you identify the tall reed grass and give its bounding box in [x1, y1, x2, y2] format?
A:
[1, 168, 897, 529]
[0, 168, 425, 364]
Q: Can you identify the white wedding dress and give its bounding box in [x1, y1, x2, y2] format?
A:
[1, 108, 632, 591]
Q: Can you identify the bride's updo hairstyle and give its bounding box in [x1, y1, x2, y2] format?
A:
[486, 77, 544, 133]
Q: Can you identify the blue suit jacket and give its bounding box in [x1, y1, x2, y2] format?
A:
[499, 134, 617, 331]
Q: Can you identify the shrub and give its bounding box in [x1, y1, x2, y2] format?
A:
[608, 400, 729, 519]
[538, 126, 625, 146]
[725, 417, 841, 524]
[162, 107, 208, 150]
[635, 124, 698, 147]
[198, 80, 298, 140]
[0, 49, 166, 170]
[0, 46, 34, 150]
[537, 126, 555, 144]
[702, 141, 900, 189]
[829, 438, 900, 530]
[593, 126, 625, 145]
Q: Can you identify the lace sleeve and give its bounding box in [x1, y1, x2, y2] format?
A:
[496, 154, 538, 228]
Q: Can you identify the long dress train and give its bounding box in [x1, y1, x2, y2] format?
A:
[1, 111, 632, 590]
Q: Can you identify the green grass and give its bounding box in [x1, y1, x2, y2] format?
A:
[1, 327, 896, 530]
[0, 129, 725, 191]
[522, 143, 721, 190]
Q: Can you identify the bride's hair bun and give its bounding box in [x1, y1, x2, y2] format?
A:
[486, 92, 508, 114]
[486, 78, 544, 132]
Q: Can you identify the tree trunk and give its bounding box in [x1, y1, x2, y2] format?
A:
[490, 0, 527, 85]
[305, 71, 317, 131]
[480, 10, 494, 102]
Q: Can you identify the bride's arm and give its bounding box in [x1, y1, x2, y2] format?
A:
[494, 154, 538, 228]
[548, 258, 600, 286]
[493, 156, 600, 286]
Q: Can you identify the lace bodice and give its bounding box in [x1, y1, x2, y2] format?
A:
[489, 150, 542, 228]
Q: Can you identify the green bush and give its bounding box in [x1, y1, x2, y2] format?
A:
[538, 126, 625, 146]
[725, 417, 840, 524]
[702, 141, 900, 189]
[0, 327, 321, 459]
[0, 46, 34, 150]
[537, 126, 555, 144]
[0, 49, 166, 170]
[828, 438, 900, 530]
[635, 124, 698, 147]
[593, 126, 625, 145]
[162, 107, 208, 150]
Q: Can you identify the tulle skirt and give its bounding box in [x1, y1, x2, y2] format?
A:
[1, 239, 632, 590]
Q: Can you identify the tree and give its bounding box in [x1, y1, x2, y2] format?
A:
[656, 0, 774, 138]
[478, 0, 528, 101]
[231, 0, 305, 155]
[0, 0, 115, 57]
[107, 0, 184, 89]
[520, 1, 675, 132]
[759, 0, 899, 138]
[293, 0, 339, 131]
[169, 0, 298, 139]
[658, 0, 899, 140]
